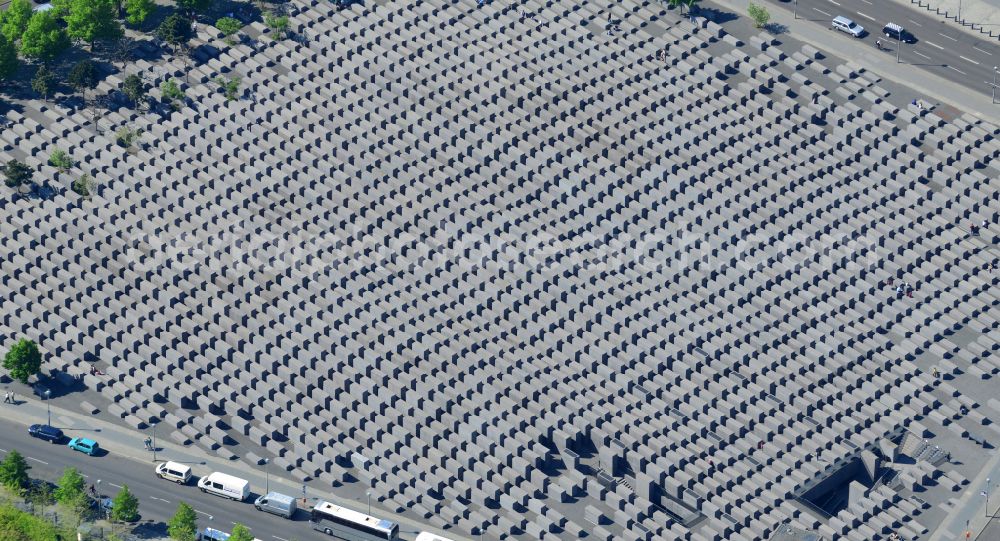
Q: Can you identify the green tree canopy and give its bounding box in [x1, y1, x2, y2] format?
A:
[228, 523, 253, 541]
[31, 65, 57, 98]
[167, 502, 198, 541]
[2, 161, 33, 190]
[264, 12, 288, 40]
[176, 0, 210, 13]
[2, 338, 42, 383]
[48, 149, 73, 172]
[0, 0, 34, 44]
[53, 467, 89, 517]
[747, 2, 770, 28]
[160, 78, 185, 110]
[0, 34, 17, 83]
[0, 504, 61, 540]
[19, 11, 70, 62]
[71, 174, 95, 197]
[215, 16, 241, 39]
[65, 0, 122, 47]
[122, 73, 146, 106]
[67, 59, 99, 94]
[110, 484, 139, 522]
[124, 0, 154, 26]
[0, 450, 30, 494]
[156, 14, 193, 48]
[215, 76, 240, 102]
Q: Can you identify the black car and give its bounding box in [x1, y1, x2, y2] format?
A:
[883, 23, 917, 43]
[28, 424, 64, 443]
[32, 384, 51, 398]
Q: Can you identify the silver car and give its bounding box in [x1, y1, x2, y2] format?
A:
[832, 16, 865, 38]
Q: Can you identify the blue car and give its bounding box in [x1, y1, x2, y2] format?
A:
[67, 437, 100, 456]
[28, 424, 64, 443]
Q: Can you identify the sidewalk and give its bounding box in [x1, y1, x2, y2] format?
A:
[928, 445, 1000, 541]
[706, 0, 1000, 125]
[0, 395, 473, 541]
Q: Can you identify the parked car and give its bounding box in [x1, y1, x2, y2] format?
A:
[155, 461, 193, 484]
[882, 22, 917, 43]
[254, 492, 297, 518]
[197, 472, 250, 501]
[28, 424, 64, 443]
[67, 437, 100, 456]
[832, 16, 865, 37]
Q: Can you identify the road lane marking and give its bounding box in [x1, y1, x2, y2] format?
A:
[926, 41, 945, 50]
[860, 0, 872, 4]
[108, 482, 123, 489]
[959, 55, 980, 65]
[856, 11, 876, 21]
[908, 19, 923, 27]
[194, 509, 213, 517]
[150, 496, 170, 503]
[814, 7, 831, 16]
[273, 537, 289, 541]
[973, 45, 993, 56]
[0, 448, 7, 453]
[948, 65, 967, 75]
[828, 0, 840, 4]
[938, 32, 958, 42]
[26, 456, 48, 465]
[914, 50, 931, 60]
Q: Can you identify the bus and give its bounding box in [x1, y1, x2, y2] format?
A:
[310, 500, 400, 541]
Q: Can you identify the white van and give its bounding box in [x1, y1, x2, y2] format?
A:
[197, 472, 251, 501]
[155, 461, 193, 484]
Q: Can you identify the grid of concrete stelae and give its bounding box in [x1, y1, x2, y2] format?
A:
[0, 0, 998, 540]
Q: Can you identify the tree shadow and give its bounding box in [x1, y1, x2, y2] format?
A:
[765, 22, 789, 35]
[132, 521, 169, 539]
[696, 7, 737, 24]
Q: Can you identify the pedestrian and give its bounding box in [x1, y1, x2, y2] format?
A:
[3, 391, 9, 404]
[932, 367, 939, 378]
[757, 441, 764, 450]
[896, 284, 903, 296]
[875, 40, 882, 50]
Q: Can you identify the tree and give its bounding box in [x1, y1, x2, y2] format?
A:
[65, 0, 122, 49]
[71, 174, 95, 197]
[747, 2, 770, 28]
[167, 502, 198, 541]
[228, 523, 254, 541]
[68, 59, 98, 94]
[31, 65, 57, 99]
[48, 149, 73, 182]
[2, 338, 42, 383]
[176, 0, 210, 13]
[215, 16, 241, 44]
[0, 0, 33, 43]
[0, 450, 30, 494]
[0, 34, 17, 83]
[156, 14, 194, 48]
[19, 11, 70, 62]
[122, 74, 146, 108]
[264, 12, 288, 40]
[115, 126, 143, 149]
[160, 78, 185, 110]
[215, 76, 240, 102]
[110, 484, 139, 522]
[124, 0, 154, 26]
[53, 467, 89, 519]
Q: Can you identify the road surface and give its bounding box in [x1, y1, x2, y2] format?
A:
[762, 0, 1000, 98]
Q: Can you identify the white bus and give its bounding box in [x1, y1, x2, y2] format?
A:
[310, 500, 399, 541]
[415, 533, 459, 541]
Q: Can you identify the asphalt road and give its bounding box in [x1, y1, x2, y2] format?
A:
[767, 0, 1000, 98]
[0, 417, 331, 541]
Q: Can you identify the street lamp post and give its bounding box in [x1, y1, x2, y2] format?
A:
[987, 478, 992, 517]
[263, 458, 270, 493]
[44, 390, 51, 426]
[151, 419, 159, 462]
[366, 491, 371, 515]
[896, 32, 901, 64]
[793, 0, 797, 20]
[993, 67, 998, 104]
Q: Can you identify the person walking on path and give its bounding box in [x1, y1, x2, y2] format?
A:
[3, 391, 9, 404]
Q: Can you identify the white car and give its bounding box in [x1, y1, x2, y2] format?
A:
[832, 16, 865, 38]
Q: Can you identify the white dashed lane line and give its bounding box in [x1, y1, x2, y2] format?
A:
[913, 51, 931, 60]
[108, 482, 123, 489]
[908, 19, 923, 27]
[856, 11, 876, 21]
[814, 7, 831, 16]
[948, 66, 967, 75]
[959, 55, 980, 66]
[938, 32, 959, 42]
[25, 456, 48, 465]
[926, 41, 945, 50]
[149, 496, 170, 503]
[828, 0, 840, 4]
[973, 45, 993, 56]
